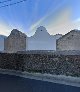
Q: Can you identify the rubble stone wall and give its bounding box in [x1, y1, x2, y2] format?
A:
[0, 53, 80, 77]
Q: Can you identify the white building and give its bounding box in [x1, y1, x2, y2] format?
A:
[27, 26, 62, 50]
[0, 35, 7, 51]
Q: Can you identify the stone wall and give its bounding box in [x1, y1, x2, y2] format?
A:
[0, 53, 80, 77]
[4, 29, 27, 53]
[56, 30, 80, 51]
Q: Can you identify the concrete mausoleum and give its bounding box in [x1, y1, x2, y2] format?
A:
[4, 29, 27, 53]
[28, 26, 62, 50]
[0, 26, 62, 52]
[56, 29, 80, 51]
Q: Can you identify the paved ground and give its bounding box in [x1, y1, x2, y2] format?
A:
[0, 73, 80, 92]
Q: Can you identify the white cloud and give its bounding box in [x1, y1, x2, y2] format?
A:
[29, 7, 73, 36]
[0, 22, 12, 36]
[75, 18, 80, 22]
[46, 21, 80, 35]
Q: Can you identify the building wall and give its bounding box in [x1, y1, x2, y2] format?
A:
[4, 29, 27, 53]
[56, 30, 80, 51]
[0, 35, 6, 51]
[27, 26, 62, 50]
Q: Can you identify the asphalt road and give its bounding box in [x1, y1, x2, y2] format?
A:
[0, 73, 80, 92]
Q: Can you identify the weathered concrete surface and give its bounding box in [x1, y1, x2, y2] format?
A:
[57, 30, 80, 51]
[4, 29, 27, 53]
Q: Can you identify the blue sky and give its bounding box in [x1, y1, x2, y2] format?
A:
[0, 0, 80, 36]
